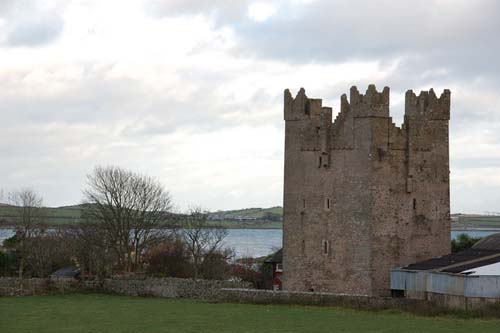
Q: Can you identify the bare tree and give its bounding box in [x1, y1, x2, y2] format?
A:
[8, 188, 47, 279]
[83, 165, 173, 273]
[181, 206, 228, 280]
[62, 224, 117, 278]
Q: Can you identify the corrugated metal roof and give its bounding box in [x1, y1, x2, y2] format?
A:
[402, 232, 500, 274]
[403, 249, 500, 271]
[472, 232, 500, 250]
[443, 255, 500, 273]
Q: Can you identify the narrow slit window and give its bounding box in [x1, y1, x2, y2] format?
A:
[322, 240, 329, 255]
[318, 156, 322, 168]
[303, 199, 306, 209]
[413, 198, 416, 210]
[325, 197, 331, 211]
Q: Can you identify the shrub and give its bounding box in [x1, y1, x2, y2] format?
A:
[451, 234, 482, 253]
[199, 249, 233, 280]
[144, 239, 192, 278]
[0, 250, 17, 276]
[231, 257, 273, 289]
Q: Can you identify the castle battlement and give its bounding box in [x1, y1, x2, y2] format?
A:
[405, 89, 451, 120]
[284, 85, 451, 154]
[349, 85, 390, 117]
[282, 84, 451, 296]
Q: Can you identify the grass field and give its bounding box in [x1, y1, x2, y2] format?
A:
[0, 294, 499, 332]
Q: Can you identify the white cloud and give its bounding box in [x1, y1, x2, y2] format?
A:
[247, 2, 277, 22]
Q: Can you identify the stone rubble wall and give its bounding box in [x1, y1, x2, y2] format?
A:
[84, 277, 252, 299]
[0, 277, 78, 296]
[0, 277, 251, 299]
[2, 278, 499, 313]
[216, 288, 421, 309]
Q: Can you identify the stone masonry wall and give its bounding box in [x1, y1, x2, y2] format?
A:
[89, 277, 252, 299]
[0, 277, 78, 296]
[0, 277, 251, 298]
[282, 85, 451, 296]
[217, 288, 421, 309]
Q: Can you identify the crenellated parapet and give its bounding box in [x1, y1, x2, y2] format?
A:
[284, 85, 450, 154]
[349, 85, 390, 118]
[405, 89, 451, 121]
[284, 88, 307, 121]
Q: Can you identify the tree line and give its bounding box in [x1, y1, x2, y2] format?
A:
[0, 165, 271, 286]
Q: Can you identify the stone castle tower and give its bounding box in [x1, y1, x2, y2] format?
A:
[282, 85, 451, 296]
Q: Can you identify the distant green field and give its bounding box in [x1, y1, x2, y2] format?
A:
[0, 205, 283, 229]
[213, 206, 283, 219]
[452, 215, 500, 229]
[0, 294, 499, 333]
[0, 204, 83, 226]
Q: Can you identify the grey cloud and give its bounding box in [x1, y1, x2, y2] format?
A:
[6, 13, 63, 46]
[0, 62, 281, 139]
[0, 1, 64, 47]
[146, 0, 500, 85]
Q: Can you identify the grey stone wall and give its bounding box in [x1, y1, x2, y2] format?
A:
[0, 277, 251, 299]
[0, 278, 78, 296]
[2, 278, 498, 312]
[85, 277, 252, 299]
[217, 288, 421, 310]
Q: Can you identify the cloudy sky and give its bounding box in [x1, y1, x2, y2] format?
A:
[1, 0, 499, 213]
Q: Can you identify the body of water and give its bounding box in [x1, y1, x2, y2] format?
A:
[0, 228, 283, 258]
[0, 228, 498, 258]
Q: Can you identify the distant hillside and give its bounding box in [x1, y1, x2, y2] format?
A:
[209, 207, 282, 220]
[0, 203, 85, 226]
[0, 204, 283, 229]
[451, 214, 500, 230]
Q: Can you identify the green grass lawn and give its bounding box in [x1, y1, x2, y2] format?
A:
[0, 294, 499, 332]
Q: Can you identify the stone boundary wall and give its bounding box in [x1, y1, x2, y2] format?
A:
[426, 291, 500, 311]
[216, 288, 422, 310]
[0, 278, 78, 296]
[2, 278, 499, 313]
[0, 277, 251, 298]
[85, 278, 252, 299]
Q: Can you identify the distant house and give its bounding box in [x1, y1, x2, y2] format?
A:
[264, 249, 282, 291]
[391, 233, 500, 309]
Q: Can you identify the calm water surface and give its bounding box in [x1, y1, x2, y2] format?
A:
[0, 228, 282, 258]
[0, 228, 497, 258]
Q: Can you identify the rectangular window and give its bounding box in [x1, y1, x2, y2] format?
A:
[276, 263, 283, 272]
